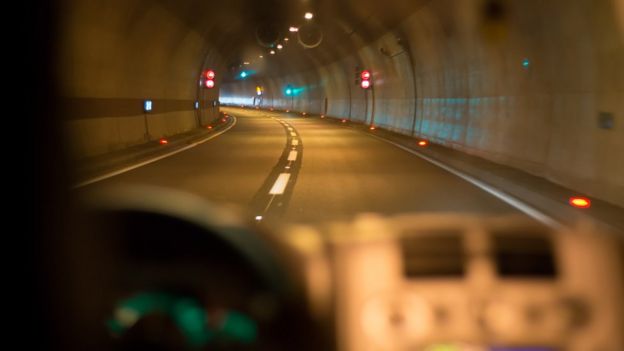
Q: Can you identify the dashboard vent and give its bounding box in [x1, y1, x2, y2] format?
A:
[492, 232, 557, 278]
[400, 231, 465, 278]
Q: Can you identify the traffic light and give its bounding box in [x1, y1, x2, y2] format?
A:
[360, 70, 371, 89]
[203, 69, 215, 89]
[285, 85, 293, 96]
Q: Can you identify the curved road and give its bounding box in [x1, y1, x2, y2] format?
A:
[80, 108, 525, 226]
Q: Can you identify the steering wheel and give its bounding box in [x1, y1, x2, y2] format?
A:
[81, 185, 329, 351]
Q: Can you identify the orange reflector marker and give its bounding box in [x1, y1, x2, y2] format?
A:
[302, 112, 306, 116]
[207, 125, 213, 130]
[418, 140, 428, 147]
[221, 118, 226, 122]
[569, 197, 591, 209]
[159, 138, 168, 145]
[369, 126, 376, 130]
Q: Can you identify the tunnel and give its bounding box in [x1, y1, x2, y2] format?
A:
[58, 0, 624, 208]
[27, 0, 624, 350]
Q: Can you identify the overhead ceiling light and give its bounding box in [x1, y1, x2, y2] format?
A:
[277, 44, 283, 49]
[270, 50, 275, 55]
[289, 26, 299, 32]
[284, 37, 289, 41]
[304, 12, 314, 20]
[259, 55, 263, 58]
[243, 61, 250, 65]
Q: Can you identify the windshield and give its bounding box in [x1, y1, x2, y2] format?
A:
[28, 0, 624, 350]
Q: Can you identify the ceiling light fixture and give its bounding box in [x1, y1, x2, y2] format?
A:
[304, 12, 314, 20]
[289, 26, 299, 32]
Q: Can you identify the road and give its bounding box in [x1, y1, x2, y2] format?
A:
[80, 108, 526, 226]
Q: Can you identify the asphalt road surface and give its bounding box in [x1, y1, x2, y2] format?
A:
[79, 108, 526, 227]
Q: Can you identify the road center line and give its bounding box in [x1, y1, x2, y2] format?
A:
[288, 150, 298, 161]
[269, 173, 291, 195]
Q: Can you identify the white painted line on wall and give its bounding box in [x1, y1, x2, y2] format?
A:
[288, 151, 298, 161]
[73, 116, 238, 189]
[269, 173, 291, 195]
[292, 139, 299, 146]
[367, 133, 563, 229]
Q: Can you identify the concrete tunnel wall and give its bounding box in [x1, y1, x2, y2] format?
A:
[221, 0, 624, 207]
[58, 0, 223, 160]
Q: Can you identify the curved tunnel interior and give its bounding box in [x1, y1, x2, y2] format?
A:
[35, 0, 624, 350]
[59, 0, 624, 207]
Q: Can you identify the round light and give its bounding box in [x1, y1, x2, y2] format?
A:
[304, 12, 314, 20]
[569, 197, 591, 208]
[205, 79, 215, 88]
[361, 70, 371, 80]
[277, 44, 283, 49]
[259, 55, 263, 58]
[284, 37, 289, 41]
[289, 26, 299, 32]
[361, 79, 371, 89]
[240, 71, 247, 78]
[205, 70, 215, 79]
[270, 50, 276, 55]
[418, 140, 428, 147]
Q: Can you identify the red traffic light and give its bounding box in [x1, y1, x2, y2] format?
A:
[361, 70, 371, 80]
[205, 79, 215, 88]
[361, 80, 371, 89]
[205, 70, 215, 79]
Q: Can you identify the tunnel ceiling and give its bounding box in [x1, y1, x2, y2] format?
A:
[155, 0, 430, 82]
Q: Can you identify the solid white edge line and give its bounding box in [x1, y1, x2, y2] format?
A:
[269, 173, 291, 195]
[367, 133, 563, 229]
[73, 116, 238, 188]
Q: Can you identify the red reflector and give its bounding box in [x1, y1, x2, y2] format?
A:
[159, 138, 168, 145]
[418, 140, 428, 147]
[569, 197, 591, 208]
[369, 126, 376, 130]
[286, 110, 290, 112]
[302, 112, 306, 115]
[341, 119, 347, 123]
[321, 115, 325, 118]
[221, 118, 226, 122]
[207, 125, 213, 130]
